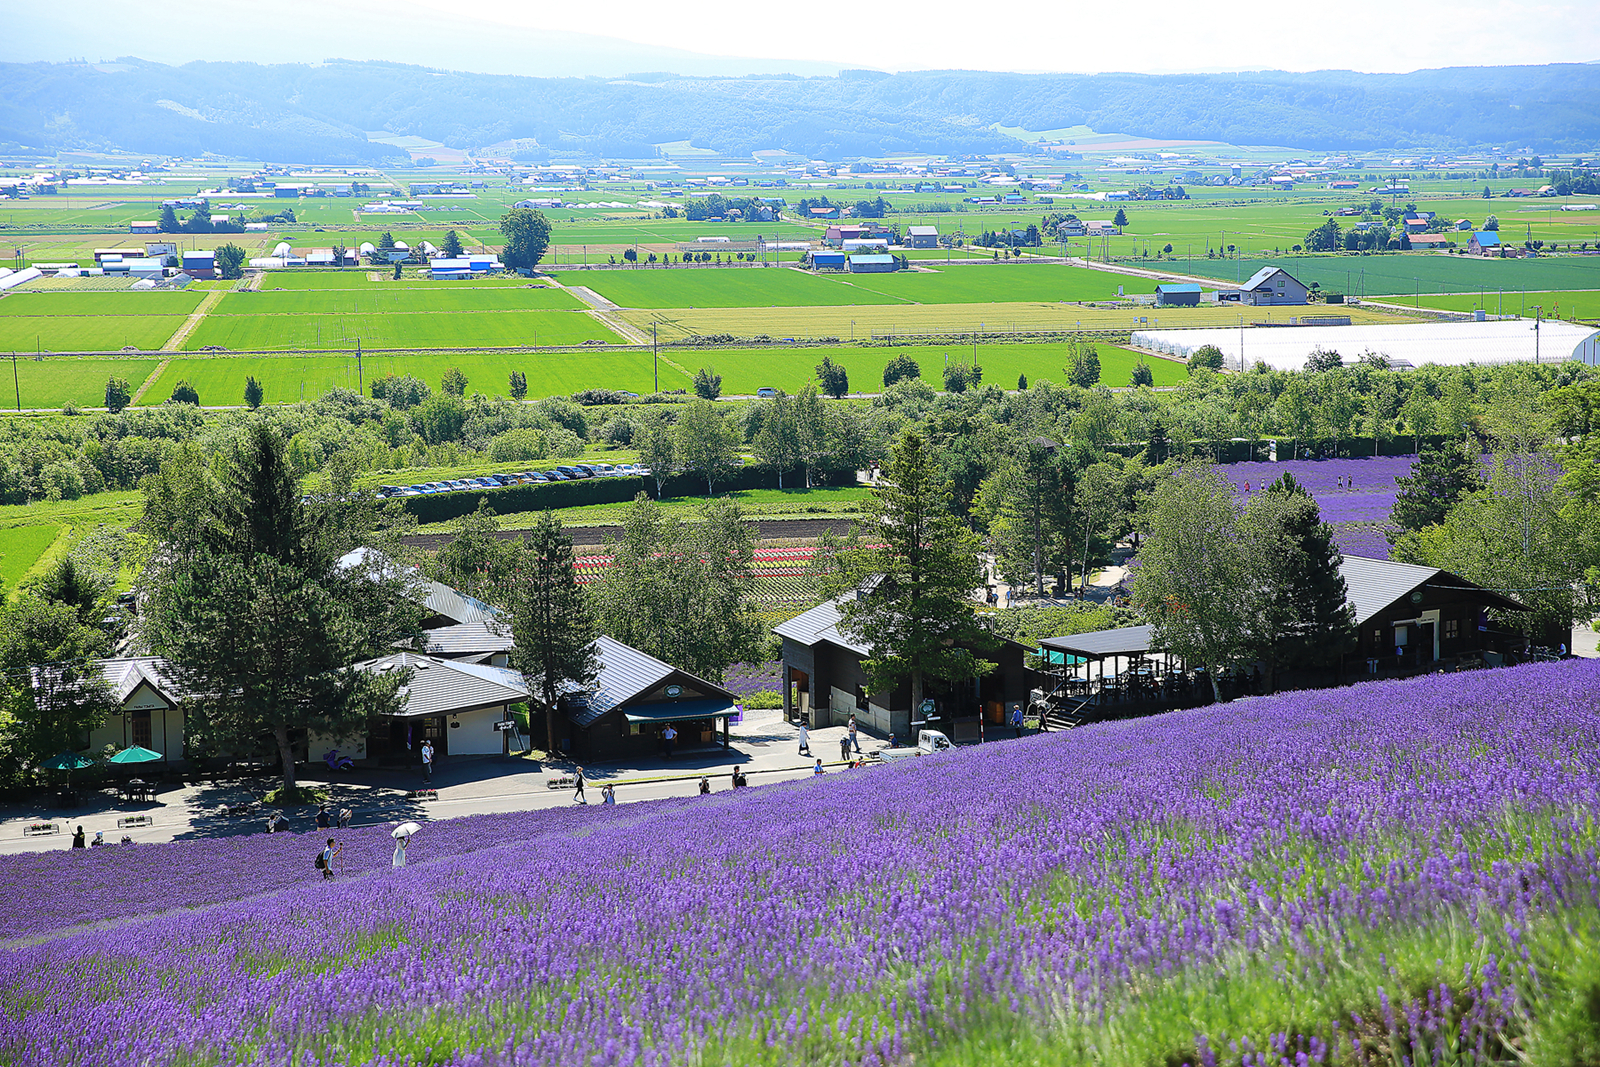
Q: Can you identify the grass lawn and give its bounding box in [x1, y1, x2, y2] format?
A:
[141, 347, 691, 405]
[3, 356, 162, 408]
[181, 309, 621, 351]
[668, 340, 1184, 394]
[0, 524, 62, 589]
[209, 288, 586, 314]
[1411, 288, 1600, 320]
[0, 315, 185, 353]
[1175, 252, 1600, 297]
[0, 292, 205, 316]
[0, 491, 143, 532]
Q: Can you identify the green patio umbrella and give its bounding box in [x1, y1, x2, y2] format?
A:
[107, 745, 163, 764]
[39, 751, 95, 771]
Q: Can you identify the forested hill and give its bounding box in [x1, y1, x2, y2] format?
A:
[2, 59, 1597, 164]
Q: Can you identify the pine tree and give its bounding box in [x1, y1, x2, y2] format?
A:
[441, 230, 465, 258]
[243, 376, 264, 410]
[836, 428, 995, 717]
[1390, 445, 1484, 535]
[158, 205, 180, 233]
[508, 512, 599, 754]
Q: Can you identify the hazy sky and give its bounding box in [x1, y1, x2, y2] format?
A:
[427, 0, 1599, 74]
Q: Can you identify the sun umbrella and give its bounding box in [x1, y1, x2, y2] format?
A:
[391, 822, 422, 839]
[40, 751, 95, 771]
[107, 745, 163, 764]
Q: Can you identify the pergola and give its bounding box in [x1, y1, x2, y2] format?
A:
[1037, 625, 1189, 703]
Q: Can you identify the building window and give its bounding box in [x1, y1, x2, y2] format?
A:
[1444, 618, 1460, 639]
[1372, 628, 1383, 646]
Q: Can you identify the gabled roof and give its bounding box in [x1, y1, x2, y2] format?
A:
[773, 595, 869, 655]
[338, 546, 499, 626]
[1337, 555, 1525, 624]
[416, 621, 515, 659]
[355, 651, 529, 718]
[907, 225, 939, 235]
[1473, 231, 1501, 246]
[1039, 625, 1155, 660]
[1238, 266, 1296, 291]
[564, 636, 734, 727]
[97, 657, 183, 707]
[1155, 282, 1202, 294]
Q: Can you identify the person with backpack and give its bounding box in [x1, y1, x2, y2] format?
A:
[315, 805, 331, 830]
[316, 838, 341, 879]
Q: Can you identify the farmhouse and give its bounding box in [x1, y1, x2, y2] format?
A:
[906, 225, 939, 248]
[806, 250, 846, 271]
[557, 636, 740, 761]
[1085, 221, 1121, 236]
[1408, 234, 1454, 249]
[823, 224, 865, 246]
[847, 253, 899, 273]
[1154, 282, 1202, 307]
[181, 251, 216, 279]
[1468, 231, 1501, 256]
[775, 595, 1037, 742]
[83, 658, 186, 763]
[842, 239, 889, 253]
[1455, 219, 1474, 231]
[1218, 266, 1308, 306]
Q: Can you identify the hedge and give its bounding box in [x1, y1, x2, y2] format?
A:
[400, 464, 855, 525]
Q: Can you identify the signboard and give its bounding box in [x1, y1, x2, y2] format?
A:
[919, 698, 935, 714]
[494, 720, 517, 732]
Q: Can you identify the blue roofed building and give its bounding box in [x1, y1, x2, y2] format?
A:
[1154, 282, 1202, 307]
[1468, 231, 1502, 256]
[847, 253, 899, 273]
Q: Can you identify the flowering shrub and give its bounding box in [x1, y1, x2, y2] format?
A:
[5, 660, 1600, 1065]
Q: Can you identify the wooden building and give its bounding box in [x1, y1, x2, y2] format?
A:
[559, 636, 740, 760]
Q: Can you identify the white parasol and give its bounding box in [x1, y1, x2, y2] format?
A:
[391, 822, 422, 839]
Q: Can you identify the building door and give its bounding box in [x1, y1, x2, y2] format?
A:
[131, 711, 152, 749]
[1419, 622, 1437, 663]
[420, 716, 447, 756]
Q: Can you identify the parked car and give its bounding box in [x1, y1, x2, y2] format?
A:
[557, 466, 592, 479]
[874, 730, 954, 762]
[542, 470, 569, 481]
[522, 471, 549, 483]
[756, 386, 778, 398]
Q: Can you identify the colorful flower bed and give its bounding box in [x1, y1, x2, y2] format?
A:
[5, 660, 1600, 1065]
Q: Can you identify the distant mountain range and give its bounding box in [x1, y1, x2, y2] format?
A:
[2, 59, 1596, 164]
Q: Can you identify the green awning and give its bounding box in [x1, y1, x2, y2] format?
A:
[624, 699, 740, 724]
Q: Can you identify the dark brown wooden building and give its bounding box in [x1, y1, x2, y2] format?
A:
[559, 637, 740, 761]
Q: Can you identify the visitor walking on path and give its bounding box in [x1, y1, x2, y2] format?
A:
[731, 767, 747, 789]
[315, 805, 331, 830]
[318, 838, 341, 879]
[1011, 704, 1025, 738]
[797, 723, 810, 756]
[573, 766, 587, 805]
[848, 714, 861, 753]
[420, 740, 435, 784]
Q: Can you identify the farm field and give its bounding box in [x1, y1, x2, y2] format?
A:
[632, 299, 1414, 341]
[1411, 288, 1600, 320]
[5, 662, 1600, 1065]
[180, 309, 621, 351]
[1176, 252, 1600, 297]
[142, 347, 690, 405]
[0, 292, 205, 317]
[260, 271, 557, 291]
[0, 524, 60, 589]
[416, 486, 874, 531]
[0, 315, 184, 354]
[206, 288, 586, 315]
[3, 356, 162, 409]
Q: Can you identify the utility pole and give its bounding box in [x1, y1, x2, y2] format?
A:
[11, 351, 18, 411]
[1533, 306, 1542, 364]
[652, 321, 659, 393]
[355, 338, 362, 393]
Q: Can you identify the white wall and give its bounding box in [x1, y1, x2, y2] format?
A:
[309, 728, 367, 762]
[449, 707, 507, 756]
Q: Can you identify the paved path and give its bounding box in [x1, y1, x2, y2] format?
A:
[0, 709, 899, 855]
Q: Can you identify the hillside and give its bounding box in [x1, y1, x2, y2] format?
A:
[2, 59, 1598, 163]
[4, 660, 1600, 1064]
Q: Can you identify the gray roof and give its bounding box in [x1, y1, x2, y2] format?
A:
[1238, 266, 1292, 291]
[96, 657, 184, 707]
[565, 636, 734, 728]
[338, 546, 500, 626]
[417, 621, 515, 659]
[1337, 555, 1525, 623]
[772, 596, 870, 656]
[1039, 625, 1154, 659]
[355, 652, 529, 718]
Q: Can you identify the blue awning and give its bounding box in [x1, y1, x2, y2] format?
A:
[624, 699, 740, 724]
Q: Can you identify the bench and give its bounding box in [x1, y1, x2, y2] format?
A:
[117, 815, 153, 830]
[23, 822, 58, 837]
[405, 789, 438, 802]
[546, 775, 576, 791]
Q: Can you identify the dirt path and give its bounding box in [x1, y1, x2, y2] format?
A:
[557, 282, 653, 345]
[160, 287, 225, 352]
[128, 359, 171, 405]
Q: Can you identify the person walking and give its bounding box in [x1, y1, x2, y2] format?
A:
[839, 732, 851, 764]
[70, 825, 86, 849]
[662, 724, 677, 759]
[315, 805, 331, 830]
[1011, 703, 1025, 739]
[420, 740, 434, 784]
[847, 714, 861, 754]
[573, 766, 587, 805]
[392, 835, 407, 869]
[731, 767, 747, 789]
[318, 838, 341, 879]
[797, 722, 810, 756]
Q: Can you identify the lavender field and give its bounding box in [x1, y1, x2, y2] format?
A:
[6, 661, 1600, 1066]
[1222, 455, 1414, 559]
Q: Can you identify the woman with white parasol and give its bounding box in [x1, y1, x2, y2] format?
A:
[391, 821, 421, 868]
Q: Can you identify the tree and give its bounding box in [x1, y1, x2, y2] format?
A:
[974, 438, 1071, 595]
[1304, 347, 1343, 373]
[1483, 186, 1492, 199]
[793, 386, 831, 486]
[137, 423, 423, 794]
[508, 370, 528, 400]
[1187, 344, 1225, 372]
[1131, 465, 1249, 701]
[170, 380, 200, 406]
[157, 204, 180, 233]
[623, 248, 638, 265]
[753, 391, 802, 487]
[1130, 361, 1154, 387]
[243, 376, 264, 410]
[370, 374, 430, 409]
[104, 376, 131, 414]
[637, 410, 676, 495]
[1389, 444, 1485, 536]
[440, 367, 469, 397]
[1113, 208, 1129, 227]
[1306, 219, 1342, 252]
[429, 501, 522, 599]
[499, 208, 553, 270]
[1238, 475, 1355, 691]
[692, 367, 722, 401]
[214, 244, 247, 280]
[507, 512, 598, 754]
[1067, 343, 1101, 387]
[0, 587, 117, 776]
[1017, 372, 1028, 390]
[835, 428, 994, 718]
[883, 354, 921, 387]
[815, 355, 849, 399]
[441, 230, 465, 258]
[673, 399, 740, 495]
[589, 494, 763, 682]
[943, 362, 975, 393]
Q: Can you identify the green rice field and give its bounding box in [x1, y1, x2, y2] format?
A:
[0, 292, 205, 316]
[209, 288, 586, 315]
[1, 356, 162, 408]
[0, 524, 61, 589]
[0, 316, 184, 353]
[181, 309, 621, 351]
[1410, 289, 1600, 320]
[1177, 253, 1600, 297]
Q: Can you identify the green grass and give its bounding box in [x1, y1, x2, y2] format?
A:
[181, 309, 621, 351]
[260, 270, 554, 290]
[141, 348, 691, 406]
[0, 292, 205, 316]
[1410, 288, 1600, 320]
[210, 288, 586, 314]
[1175, 252, 1600, 297]
[0, 316, 184, 353]
[415, 485, 873, 531]
[550, 265, 1156, 310]
[0, 490, 143, 531]
[0, 524, 62, 589]
[1, 356, 162, 408]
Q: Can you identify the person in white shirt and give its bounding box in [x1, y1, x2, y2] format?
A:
[662, 724, 678, 759]
[798, 723, 810, 756]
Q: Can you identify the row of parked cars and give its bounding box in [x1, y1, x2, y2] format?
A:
[377, 463, 649, 498]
